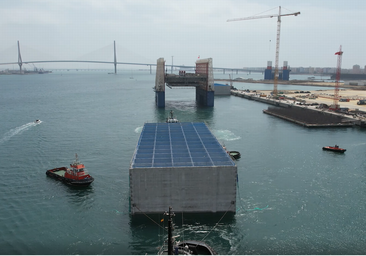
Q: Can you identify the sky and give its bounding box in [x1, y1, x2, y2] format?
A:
[1, 0, 366, 70]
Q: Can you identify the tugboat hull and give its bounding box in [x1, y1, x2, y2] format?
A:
[322, 146, 346, 153]
[46, 167, 94, 186]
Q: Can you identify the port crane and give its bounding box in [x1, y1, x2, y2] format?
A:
[227, 6, 300, 96]
[332, 46, 343, 110]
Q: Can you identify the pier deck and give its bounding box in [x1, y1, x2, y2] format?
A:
[165, 73, 207, 87]
[231, 89, 366, 127]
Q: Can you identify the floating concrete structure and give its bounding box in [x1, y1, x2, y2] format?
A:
[129, 122, 237, 215]
[154, 58, 215, 108]
[214, 83, 231, 95]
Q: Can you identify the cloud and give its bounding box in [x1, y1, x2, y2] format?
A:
[1, 0, 366, 69]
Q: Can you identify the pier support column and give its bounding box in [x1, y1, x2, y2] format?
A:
[155, 91, 165, 108]
[195, 58, 214, 107]
[155, 58, 166, 108]
[196, 87, 214, 107]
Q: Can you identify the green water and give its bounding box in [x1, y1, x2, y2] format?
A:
[0, 71, 365, 254]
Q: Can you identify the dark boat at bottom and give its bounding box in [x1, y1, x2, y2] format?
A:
[228, 151, 241, 160]
[159, 207, 217, 255]
[46, 154, 94, 186]
[322, 145, 346, 153]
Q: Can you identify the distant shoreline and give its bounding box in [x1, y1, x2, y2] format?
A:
[215, 78, 366, 90]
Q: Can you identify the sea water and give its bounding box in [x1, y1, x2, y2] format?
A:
[0, 70, 365, 254]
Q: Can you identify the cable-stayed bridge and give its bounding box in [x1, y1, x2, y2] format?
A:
[0, 41, 264, 74]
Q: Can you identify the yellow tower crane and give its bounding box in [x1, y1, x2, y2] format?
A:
[227, 6, 300, 97]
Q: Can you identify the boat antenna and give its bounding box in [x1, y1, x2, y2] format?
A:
[181, 210, 185, 243]
[164, 207, 174, 255]
[75, 153, 79, 163]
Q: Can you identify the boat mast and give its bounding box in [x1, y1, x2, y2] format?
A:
[165, 207, 174, 255]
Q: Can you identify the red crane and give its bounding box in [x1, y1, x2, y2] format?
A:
[332, 46, 343, 110]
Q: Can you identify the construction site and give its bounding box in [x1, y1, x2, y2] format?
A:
[231, 87, 366, 127]
[227, 8, 366, 128]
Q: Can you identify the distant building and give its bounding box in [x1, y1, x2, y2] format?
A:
[352, 64, 361, 74]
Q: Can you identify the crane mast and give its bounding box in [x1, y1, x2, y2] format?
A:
[227, 6, 300, 96]
[273, 7, 282, 96]
[333, 46, 343, 110]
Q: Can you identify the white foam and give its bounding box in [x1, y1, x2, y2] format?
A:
[0, 122, 40, 144]
[213, 129, 241, 141]
[134, 126, 143, 134]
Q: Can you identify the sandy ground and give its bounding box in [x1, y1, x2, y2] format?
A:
[257, 88, 366, 112]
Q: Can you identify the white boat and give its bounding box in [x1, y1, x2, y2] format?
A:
[35, 119, 41, 124]
[166, 110, 179, 123]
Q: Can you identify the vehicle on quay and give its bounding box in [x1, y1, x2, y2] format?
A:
[357, 100, 366, 105]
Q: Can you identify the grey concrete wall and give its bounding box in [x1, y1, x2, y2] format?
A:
[129, 166, 237, 214]
[214, 85, 231, 95]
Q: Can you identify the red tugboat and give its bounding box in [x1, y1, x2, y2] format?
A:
[46, 154, 94, 186]
[322, 145, 346, 153]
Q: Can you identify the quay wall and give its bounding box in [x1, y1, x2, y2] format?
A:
[263, 108, 355, 127]
[231, 90, 364, 127]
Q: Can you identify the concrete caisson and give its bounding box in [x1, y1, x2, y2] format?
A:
[129, 122, 237, 215]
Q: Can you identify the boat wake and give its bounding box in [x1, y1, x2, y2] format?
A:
[213, 130, 241, 141]
[0, 122, 41, 144]
[134, 126, 143, 134]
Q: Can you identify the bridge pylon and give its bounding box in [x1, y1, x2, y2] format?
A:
[17, 41, 23, 74]
[114, 41, 117, 74]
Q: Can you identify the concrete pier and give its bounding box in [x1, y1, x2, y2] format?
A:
[231, 89, 366, 127]
[155, 58, 215, 107]
[155, 58, 166, 108]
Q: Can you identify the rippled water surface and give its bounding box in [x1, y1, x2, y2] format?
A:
[0, 71, 366, 254]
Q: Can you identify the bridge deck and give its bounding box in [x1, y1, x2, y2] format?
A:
[165, 73, 207, 87]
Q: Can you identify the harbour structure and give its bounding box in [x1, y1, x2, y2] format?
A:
[231, 90, 366, 127]
[264, 61, 290, 81]
[214, 83, 231, 95]
[129, 122, 237, 215]
[227, 6, 300, 96]
[154, 58, 215, 108]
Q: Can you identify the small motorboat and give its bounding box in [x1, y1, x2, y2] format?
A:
[228, 151, 241, 160]
[35, 119, 41, 124]
[322, 145, 346, 153]
[166, 110, 179, 123]
[223, 145, 241, 160]
[46, 154, 94, 186]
